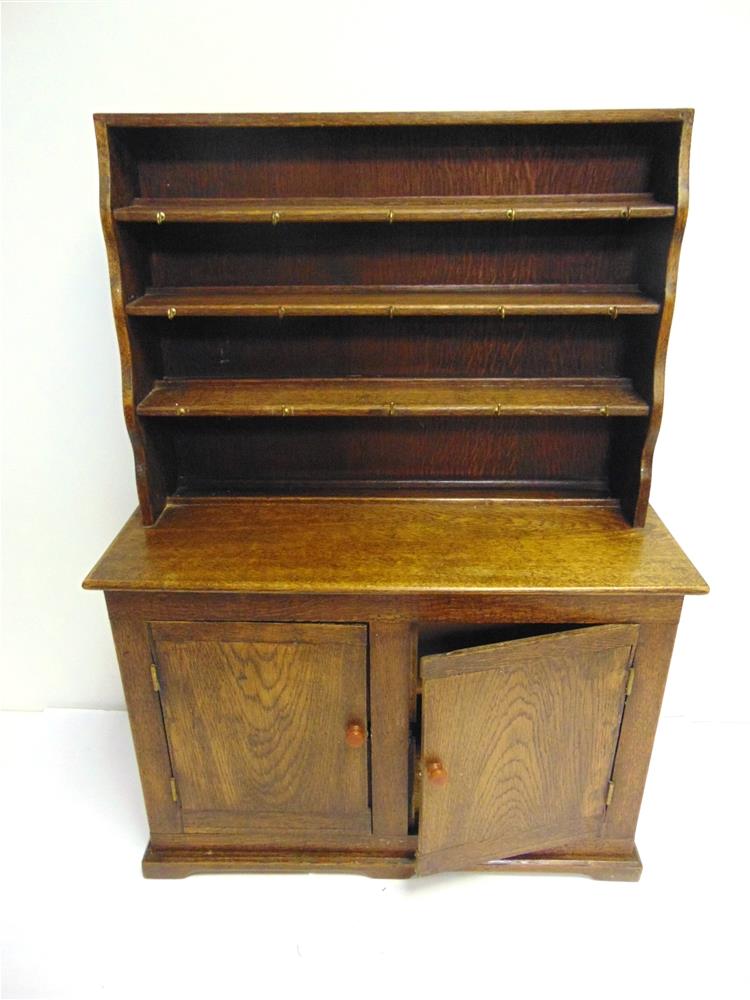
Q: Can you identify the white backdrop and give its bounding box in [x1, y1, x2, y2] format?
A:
[2, 0, 748, 719]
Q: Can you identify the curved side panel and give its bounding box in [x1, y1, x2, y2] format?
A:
[95, 119, 162, 524]
[632, 113, 693, 526]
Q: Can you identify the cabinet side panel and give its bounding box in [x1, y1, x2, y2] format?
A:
[107, 611, 182, 833]
[602, 618, 681, 840]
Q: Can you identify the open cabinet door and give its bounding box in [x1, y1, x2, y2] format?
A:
[416, 624, 638, 876]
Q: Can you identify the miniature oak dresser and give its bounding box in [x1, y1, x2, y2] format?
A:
[85, 110, 707, 880]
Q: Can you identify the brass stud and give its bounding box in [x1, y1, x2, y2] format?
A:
[388, 401, 396, 416]
[620, 207, 631, 220]
[506, 208, 515, 222]
[608, 306, 618, 320]
[494, 403, 502, 416]
[498, 305, 506, 320]
[155, 210, 166, 224]
[388, 210, 395, 224]
[600, 406, 609, 417]
[389, 306, 395, 319]
[282, 405, 291, 416]
[166, 307, 176, 320]
[177, 405, 187, 415]
[271, 210, 281, 225]
[278, 306, 285, 320]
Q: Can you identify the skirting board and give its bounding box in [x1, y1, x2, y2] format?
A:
[142, 844, 643, 882]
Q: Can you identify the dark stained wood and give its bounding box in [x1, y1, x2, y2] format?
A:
[127, 284, 660, 318]
[98, 110, 691, 126]
[90, 110, 704, 882]
[422, 623, 638, 679]
[84, 500, 708, 596]
[150, 621, 370, 836]
[96, 112, 689, 521]
[632, 116, 693, 524]
[416, 625, 637, 874]
[95, 121, 163, 524]
[115, 193, 675, 224]
[143, 416, 618, 500]
[137, 376, 648, 419]
[152, 315, 635, 381]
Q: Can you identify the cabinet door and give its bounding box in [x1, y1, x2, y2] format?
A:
[416, 624, 638, 875]
[150, 622, 370, 836]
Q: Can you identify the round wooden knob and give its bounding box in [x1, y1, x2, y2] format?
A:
[345, 722, 366, 748]
[426, 759, 448, 786]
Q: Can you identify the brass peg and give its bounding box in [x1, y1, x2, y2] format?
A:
[278, 306, 286, 320]
[271, 210, 281, 225]
[388, 401, 396, 416]
[608, 306, 618, 320]
[388, 210, 395, 224]
[282, 405, 291, 416]
[166, 307, 176, 320]
[506, 208, 515, 222]
[498, 305, 506, 320]
[620, 206, 631, 220]
[494, 403, 502, 416]
[389, 305, 395, 319]
[600, 406, 609, 417]
[177, 405, 187, 415]
[155, 210, 166, 224]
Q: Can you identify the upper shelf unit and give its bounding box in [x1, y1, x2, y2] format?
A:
[95, 110, 692, 526]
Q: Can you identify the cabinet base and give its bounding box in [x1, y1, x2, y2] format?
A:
[142, 844, 642, 882]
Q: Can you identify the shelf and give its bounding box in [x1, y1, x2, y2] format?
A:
[126, 285, 661, 318]
[115, 194, 675, 225]
[137, 377, 649, 419]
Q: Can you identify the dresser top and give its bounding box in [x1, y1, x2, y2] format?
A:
[84, 499, 706, 596]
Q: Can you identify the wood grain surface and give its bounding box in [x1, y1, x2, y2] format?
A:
[416, 624, 637, 874]
[127, 284, 660, 318]
[137, 376, 648, 418]
[115, 193, 675, 224]
[150, 621, 370, 835]
[85, 500, 708, 595]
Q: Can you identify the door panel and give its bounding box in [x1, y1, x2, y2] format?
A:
[416, 624, 638, 875]
[150, 622, 370, 836]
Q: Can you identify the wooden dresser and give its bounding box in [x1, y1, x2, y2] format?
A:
[85, 110, 707, 880]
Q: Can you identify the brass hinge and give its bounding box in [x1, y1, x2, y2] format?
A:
[626, 664, 635, 698]
[150, 663, 160, 692]
[606, 779, 615, 807]
[170, 777, 179, 802]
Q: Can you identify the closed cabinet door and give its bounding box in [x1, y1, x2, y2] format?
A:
[417, 624, 638, 875]
[150, 621, 370, 836]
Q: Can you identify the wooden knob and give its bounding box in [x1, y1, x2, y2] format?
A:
[345, 722, 366, 748]
[426, 759, 448, 786]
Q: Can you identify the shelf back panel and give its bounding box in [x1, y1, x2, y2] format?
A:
[151, 315, 642, 381]
[137, 220, 665, 290]
[150, 416, 616, 496]
[115, 123, 682, 201]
